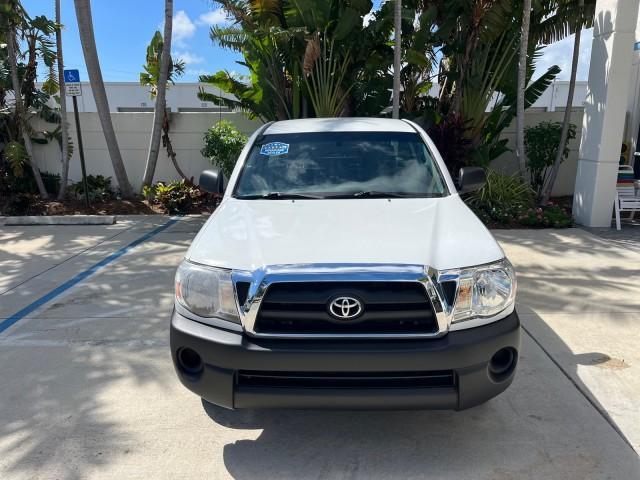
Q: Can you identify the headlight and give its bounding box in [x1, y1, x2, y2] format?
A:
[175, 261, 240, 323]
[451, 259, 516, 323]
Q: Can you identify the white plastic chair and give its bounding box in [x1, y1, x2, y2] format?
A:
[614, 165, 640, 230]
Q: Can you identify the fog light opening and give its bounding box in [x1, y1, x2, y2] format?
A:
[488, 347, 517, 382]
[177, 347, 203, 375]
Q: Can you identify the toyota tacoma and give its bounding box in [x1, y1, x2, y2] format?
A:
[170, 118, 520, 410]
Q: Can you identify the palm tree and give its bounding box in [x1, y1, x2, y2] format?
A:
[391, 0, 401, 119]
[139, 30, 186, 184]
[141, 0, 173, 189]
[55, 0, 71, 200]
[4, 2, 49, 198]
[74, 0, 133, 198]
[516, 0, 532, 175]
[540, 0, 594, 204]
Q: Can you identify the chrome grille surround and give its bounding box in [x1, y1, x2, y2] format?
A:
[231, 263, 458, 339]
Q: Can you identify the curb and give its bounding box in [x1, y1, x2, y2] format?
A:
[0, 215, 116, 226]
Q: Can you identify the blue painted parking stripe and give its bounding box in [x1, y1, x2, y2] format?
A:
[0, 217, 179, 334]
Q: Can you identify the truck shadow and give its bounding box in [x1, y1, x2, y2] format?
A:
[200, 227, 640, 479]
[201, 318, 639, 479]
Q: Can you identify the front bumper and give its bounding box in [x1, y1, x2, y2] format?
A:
[170, 309, 521, 410]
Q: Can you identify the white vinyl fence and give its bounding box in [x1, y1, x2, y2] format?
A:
[31, 112, 262, 192]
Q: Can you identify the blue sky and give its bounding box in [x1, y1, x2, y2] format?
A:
[22, 0, 243, 83]
[22, 0, 590, 84]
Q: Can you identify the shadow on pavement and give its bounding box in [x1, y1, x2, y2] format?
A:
[1, 219, 639, 478]
[198, 227, 640, 479]
[0, 218, 205, 479]
[199, 303, 639, 479]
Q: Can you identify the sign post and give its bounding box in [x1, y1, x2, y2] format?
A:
[64, 69, 89, 208]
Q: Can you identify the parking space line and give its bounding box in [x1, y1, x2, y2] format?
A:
[0, 217, 179, 334]
[0, 223, 138, 297]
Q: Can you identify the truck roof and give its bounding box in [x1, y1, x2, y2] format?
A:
[263, 117, 417, 134]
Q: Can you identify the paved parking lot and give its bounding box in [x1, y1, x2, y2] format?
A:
[0, 216, 639, 479]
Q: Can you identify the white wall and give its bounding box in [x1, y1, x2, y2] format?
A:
[32, 112, 262, 192]
[491, 109, 585, 197]
[533, 81, 588, 112]
[626, 12, 640, 156]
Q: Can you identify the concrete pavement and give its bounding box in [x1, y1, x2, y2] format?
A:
[0, 217, 638, 479]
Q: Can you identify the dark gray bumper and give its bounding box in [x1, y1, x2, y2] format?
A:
[170, 309, 521, 410]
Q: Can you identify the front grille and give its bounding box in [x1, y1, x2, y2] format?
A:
[254, 281, 438, 335]
[237, 370, 455, 389]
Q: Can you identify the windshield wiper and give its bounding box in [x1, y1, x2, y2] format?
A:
[355, 191, 407, 198]
[325, 191, 446, 199]
[325, 191, 411, 199]
[235, 192, 323, 200]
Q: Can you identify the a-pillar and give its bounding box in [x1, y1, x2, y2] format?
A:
[573, 0, 640, 227]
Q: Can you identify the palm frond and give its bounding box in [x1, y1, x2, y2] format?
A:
[210, 25, 248, 51]
[251, 0, 282, 17]
[304, 37, 353, 117]
[214, 0, 253, 26]
[534, 0, 596, 44]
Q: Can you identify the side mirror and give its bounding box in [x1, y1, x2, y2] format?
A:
[457, 167, 486, 194]
[199, 169, 226, 194]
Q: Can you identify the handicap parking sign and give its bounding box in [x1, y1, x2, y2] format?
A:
[63, 69, 80, 83]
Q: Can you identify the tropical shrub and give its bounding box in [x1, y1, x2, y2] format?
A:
[198, 0, 393, 120]
[201, 120, 247, 178]
[69, 175, 115, 203]
[144, 180, 203, 214]
[426, 114, 474, 174]
[525, 121, 576, 198]
[467, 169, 535, 222]
[0, 166, 60, 196]
[394, 1, 561, 169]
[466, 169, 573, 228]
[0, 5, 64, 199]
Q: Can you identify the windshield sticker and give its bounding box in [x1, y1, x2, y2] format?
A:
[260, 142, 289, 156]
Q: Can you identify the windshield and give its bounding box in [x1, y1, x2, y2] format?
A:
[233, 131, 448, 199]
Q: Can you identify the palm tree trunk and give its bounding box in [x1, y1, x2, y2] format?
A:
[162, 114, 188, 181]
[141, 0, 173, 190]
[540, 3, 583, 205]
[74, 0, 134, 198]
[6, 22, 49, 199]
[392, 0, 401, 119]
[516, 0, 532, 175]
[55, 0, 71, 200]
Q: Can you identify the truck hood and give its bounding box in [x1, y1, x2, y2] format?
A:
[187, 196, 504, 271]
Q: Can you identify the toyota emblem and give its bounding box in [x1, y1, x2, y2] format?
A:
[328, 296, 363, 320]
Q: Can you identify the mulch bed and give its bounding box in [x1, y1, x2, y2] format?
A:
[0, 198, 217, 216]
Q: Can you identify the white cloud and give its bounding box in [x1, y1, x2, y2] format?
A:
[535, 28, 593, 81]
[172, 10, 196, 47]
[196, 9, 228, 26]
[174, 50, 204, 65]
[185, 68, 209, 79]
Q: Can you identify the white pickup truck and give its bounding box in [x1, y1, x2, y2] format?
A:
[170, 118, 520, 410]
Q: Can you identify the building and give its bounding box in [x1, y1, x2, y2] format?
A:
[54, 80, 589, 114]
[57, 82, 235, 113]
